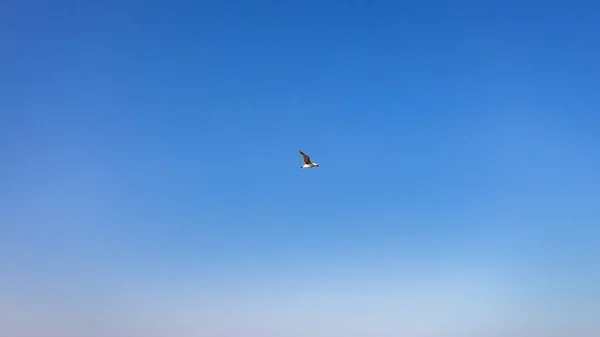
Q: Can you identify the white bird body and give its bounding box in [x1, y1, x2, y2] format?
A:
[299, 151, 319, 168]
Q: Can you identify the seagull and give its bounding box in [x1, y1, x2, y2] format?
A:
[299, 150, 319, 168]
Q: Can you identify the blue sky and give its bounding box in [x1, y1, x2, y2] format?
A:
[1, 0, 599, 336]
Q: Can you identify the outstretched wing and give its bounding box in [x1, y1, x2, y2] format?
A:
[299, 150, 312, 165]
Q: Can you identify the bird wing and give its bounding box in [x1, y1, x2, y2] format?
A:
[299, 150, 312, 164]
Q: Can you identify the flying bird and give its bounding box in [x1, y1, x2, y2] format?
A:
[299, 150, 319, 168]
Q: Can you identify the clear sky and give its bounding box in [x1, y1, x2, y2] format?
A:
[1, 1, 599, 336]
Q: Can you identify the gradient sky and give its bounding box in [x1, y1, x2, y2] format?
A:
[1, 1, 600, 336]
